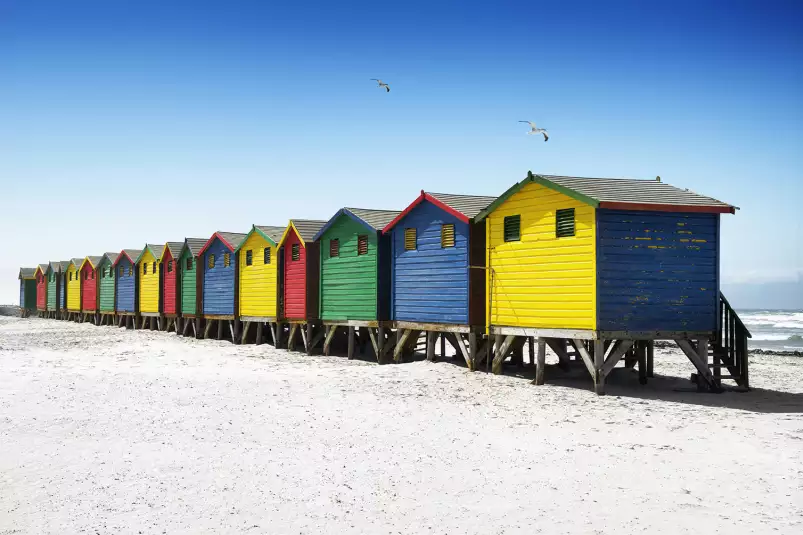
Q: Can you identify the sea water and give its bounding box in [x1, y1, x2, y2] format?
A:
[737, 310, 803, 351]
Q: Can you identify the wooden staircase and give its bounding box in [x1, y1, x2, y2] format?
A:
[709, 292, 752, 389]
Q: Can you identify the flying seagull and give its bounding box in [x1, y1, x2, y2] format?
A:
[370, 79, 390, 92]
[519, 120, 548, 142]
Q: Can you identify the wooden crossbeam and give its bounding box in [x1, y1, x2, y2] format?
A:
[448, 333, 472, 369]
[601, 340, 634, 377]
[323, 326, 337, 356]
[676, 338, 718, 391]
[393, 329, 412, 362]
[492, 335, 515, 374]
[572, 339, 596, 379]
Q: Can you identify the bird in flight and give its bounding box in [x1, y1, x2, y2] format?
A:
[370, 79, 390, 92]
[519, 121, 549, 142]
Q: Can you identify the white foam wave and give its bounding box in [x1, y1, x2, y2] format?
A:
[739, 311, 803, 329]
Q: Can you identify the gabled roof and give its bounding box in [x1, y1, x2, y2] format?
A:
[181, 238, 207, 258]
[476, 171, 736, 221]
[100, 252, 120, 266]
[36, 264, 48, 276]
[198, 232, 248, 255]
[59, 260, 71, 273]
[113, 249, 143, 267]
[382, 191, 497, 233]
[235, 225, 286, 252]
[134, 244, 163, 264]
[160, 242, 185, 261]
[278, 219, 328, 248]
[46, 261, 63, 274]
[313, 207, 401, 241]
[19, 267, 36, 279]
[80, 256, 103, 270]
[69, 258, 84, 269]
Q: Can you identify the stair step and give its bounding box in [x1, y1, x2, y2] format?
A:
[708, 363, 733, 368]
[713, 375, 738, 380]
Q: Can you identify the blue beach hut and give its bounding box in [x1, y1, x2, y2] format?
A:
[113, 249, 141, 325]
[198, 231, 247, 340]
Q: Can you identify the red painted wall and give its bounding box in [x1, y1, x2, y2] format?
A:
[81, 263, 97, 311]
[36, 273, 47, 310]
[163, 249, 177, 315]
[283, 228, 307, 320]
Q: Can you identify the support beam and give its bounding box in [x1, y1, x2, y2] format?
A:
[449, 333, 472, 370]
[241, 322, 252, 345]
[593, 339, 606, 395]
[468, 333, 478, 371]
[534, 338, 546, 385]
[204, 321, 213, 339]
[288, 324, 299, 352]
[301, 324, 309, 352]
[572, 339, 596, 380]
[255, 322, 263, 345]
[368, 328, 379, 357]
[347, 326, 355, 359]
[376, 327, 386, 363]
[393, 329, 412, 362]
[528, 337, 535, 366]
[308, 326, 325, 356]
[440, 334, 446, 359]
[492, 335, 515, 375]
[676, 338, 718, 391]
[323, 326, 336, 356]
[426, 332, 436, 362]
[601, 339, 634, 378]
[638, 341, 648, 385]
[546, 338, 570, 371]
[191, 319, 197, 338]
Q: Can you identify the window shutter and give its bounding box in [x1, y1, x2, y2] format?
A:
[208, 255, 215, 269]
[329, 239, 339, 258]
[143, 263, 148, 275]
[246, 250, 253, 266]
[503, 215, 521, 242]
[291, 243, 300, 261]
[128, 266, 133, 277]
[404, 228, 416, 251]
[223, 253, 231, 267]
[167, 261, 173, 273]
[263, 248, 271, 265]
[186, 258, 192, 270]
[152, 262, 157, 274]
[357, 235, 368, 255]
[441, 224, 455, 248]
[556, 208, 576, 238]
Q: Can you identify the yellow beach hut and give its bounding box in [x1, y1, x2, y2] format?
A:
[136, 244, 163, 329]
[234, 225, 286, 345]
[65, 258, 83, 320]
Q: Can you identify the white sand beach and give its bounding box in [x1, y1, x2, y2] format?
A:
[1, 316, 801, 534]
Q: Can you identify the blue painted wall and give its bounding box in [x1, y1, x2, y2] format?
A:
[203, 238, 236, 316]
[116, 256, 136, 313]
[19, 281, 24, 308]
[59, 275, 65, 309]
[596, 209, 719, 332]
[391, 200, 470, 324]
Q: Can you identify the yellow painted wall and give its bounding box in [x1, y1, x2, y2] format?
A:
[66, 264, 81, 311]
[486, 182, 596, 330]
[239, 232, 278, 318]
[138, 249, 160, 313]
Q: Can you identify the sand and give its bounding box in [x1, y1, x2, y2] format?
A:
[1, 316, 801, 534]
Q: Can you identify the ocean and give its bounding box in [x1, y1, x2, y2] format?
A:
[738, 310, 803, 352]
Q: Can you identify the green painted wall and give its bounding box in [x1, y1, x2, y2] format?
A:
[180, 248, 197, 315]
[24, 280, 36, 310]
[319, 215, 378, 321]
[98, 259, 116, 312]
[47, 271, 57, 310]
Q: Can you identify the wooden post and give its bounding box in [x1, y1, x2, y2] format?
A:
[646, 340, 654, 378]
[468, 333, 477, 372]
[323, 326, 336, 356]
[305, 324, 313, 354]
[347, 326, 355, 359]
[255, 322, 263, 345]
[440, 333, 446, 359]
[376, 327, 386, 363]
[288, 324, 298, 351]
[528, 337, 535, 366]
[594, 339, 606, 395]
[216, 320, 223, 340]
[426, 331, 436, 361]
[638, 341, 647, 384]
[534, 338, 546, 385]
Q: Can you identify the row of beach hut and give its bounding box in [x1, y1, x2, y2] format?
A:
[17, 172, 751, 394]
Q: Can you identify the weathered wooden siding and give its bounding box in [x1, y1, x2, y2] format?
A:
[162, 249, 177, 315]
[596, 209, 719, 332]
[47, 270, 57, 311]
[80, 263, 97, 311]
[66, 264, 81, 311]
[23, 280, 36, 309]
[238, 233, 278, 318]
[59, 274, 66, 309]
[486, 182, 597, 330]
[36, 271, 47, 310]
[391, 200, 469, 324]
[179, 248, 197, 315]
[99, 261, 116, 312]
[116, 257, 136, 313]
[282, 228, 306, 320]
[320, 216, 378, 321]
[19, 280, 24, 308]
[138, 249, 159, 314]
[203, 239, 236, 316]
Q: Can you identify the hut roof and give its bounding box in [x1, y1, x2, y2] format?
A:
[134, 244, 163, 264]
[382, 191, 497, 232]
[198, 232, 247, 255]
[59, 261, 71, 272]
[19, 267, 36, 279]
[233, 226, 285, 252]
[47, 261, 63, 274]
[37, 263, 49, 275]
[70, 258, 84, 268]
[102, 252, 120, 265]
[182, 238, 207, 258]
[314, 208, 401, 241]
[113, 249, 142, 267]
[278, 219, 328, 247]
[82, 256, 103, 270]
[476, 172, 736, 220]
[161, 242, 185, 260]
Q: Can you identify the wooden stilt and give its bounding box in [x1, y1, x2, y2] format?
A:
[492, 335, 515, 374]
[594, 339, 606, 395]
[440, 334, 446, 359]
[241, 322, 252, 345]
[255, 322, 263, 345]
[528, 337, 535, 366]
[393, 329, 412, 362]
[646, 340, 654, 378]
[308, 326, 325, 356]
[347, 326, 355, 359]
[204, 321, 213, 339]
[301, 324, 309, 352]
[376, 327, 386, 363]
[638, 341, 648, 385]
[215, 320, 222, 340]
[228, 321, 236, 343]
[425, 332, 436, 362]
[192, 319, 198, 338]
[288, 324, 299, 351]
[323, 326, 336, 356]
[534, 338, 546, 385]
[468, 333, 478, 371]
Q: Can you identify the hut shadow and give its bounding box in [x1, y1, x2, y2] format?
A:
[534, 364, 803, 414]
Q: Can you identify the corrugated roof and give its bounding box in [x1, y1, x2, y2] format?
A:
[290, 220, 327, 243]
[541, 175, 735, 209]
[426, 192, 497, 219]
[19, 267, 36, 279]
[85, 256, 103, 268]
[59, 260, 71, 272]
[165, 242, 185, 258]
[47, 261, 63, 273]
[102, 252, 120, 265]
[346, 208, 402, 230]
[218, 232, 247, 250]
[70, 258, 84, 267]
[254, 225, 286, 245]
[122, 249, 142, 263]
[37, 263, 49, 273]
[183, 238, 207, 257]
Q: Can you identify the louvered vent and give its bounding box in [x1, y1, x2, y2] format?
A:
[291, 243, 300, 261]
[503, 215, 520, 242]
[263, 248, 271, 265]
[223, 253, 231, 267]
[357, 235, 368, 255]
[441, 224, 455, 248]
[186, 258, 193, 270]
[245, 250, 253, 266]
[208, 255, 215, 269]
[556, 208, 575, 238]
[404, 228, 416, 251]
[329, 239, 339, 258]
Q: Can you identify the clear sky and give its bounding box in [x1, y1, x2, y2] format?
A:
[2, 0, 802, 305]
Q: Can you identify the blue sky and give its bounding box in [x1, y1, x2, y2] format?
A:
[2, 0, 802, 305]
